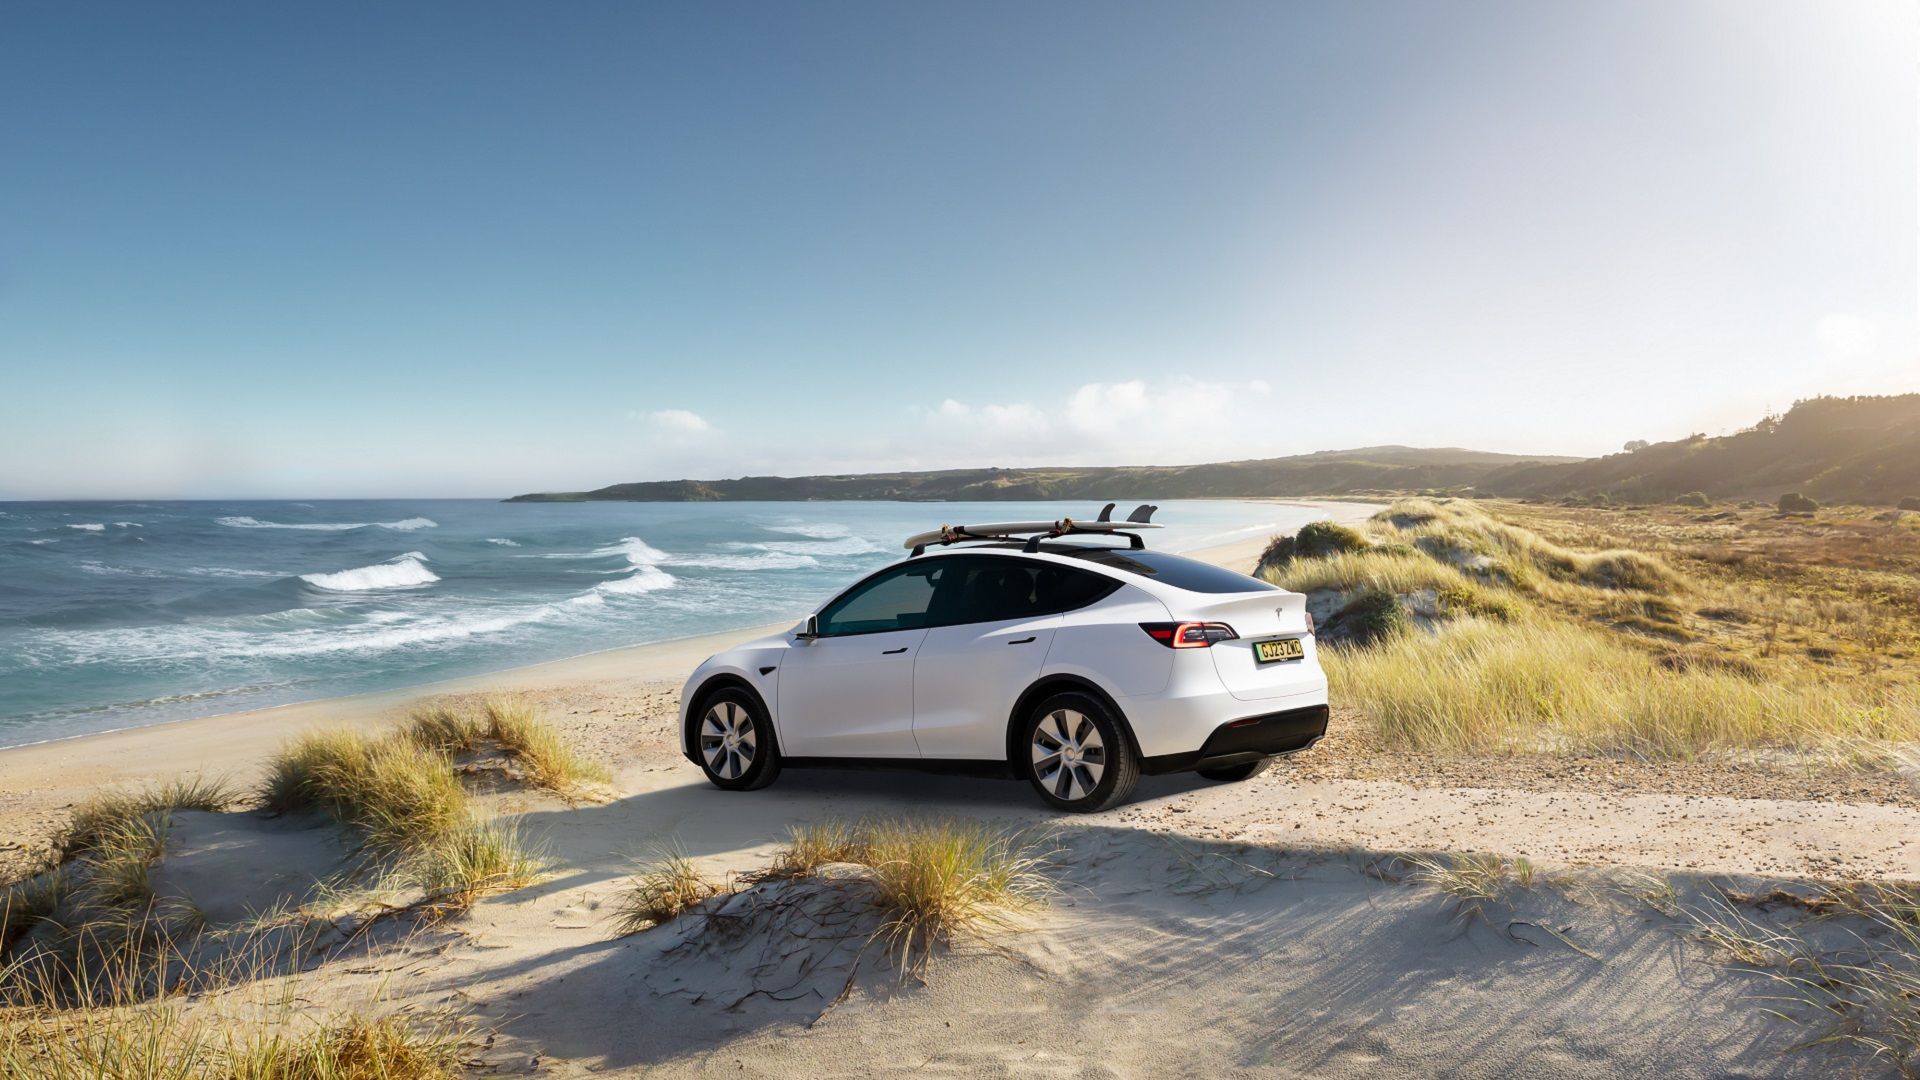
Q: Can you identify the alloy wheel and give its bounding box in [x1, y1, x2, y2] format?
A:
[701, 701, 757, 780]
[1031, 708, 1105, 802]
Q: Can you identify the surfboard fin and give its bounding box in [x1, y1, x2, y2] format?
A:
[1095, 502, 1116, 523]
[1126, 504, 1158, 523]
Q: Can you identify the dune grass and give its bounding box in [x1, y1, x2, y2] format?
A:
[1329, 615, 1920, 756]
[1401, 852, 1542, 923]
[402, 698, 611, 794]
[60, 779, 235, 861]
[1262, 498, 1920, 757]
[1671, 882, 1920, 1077]
[611, 850, 724, 935]
[0, 940, 460, 1080]
[758, 819, 1052, 966]
[262, 725, 545, 911]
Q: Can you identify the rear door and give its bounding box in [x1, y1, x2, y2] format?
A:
[912, 558, 1115, 759]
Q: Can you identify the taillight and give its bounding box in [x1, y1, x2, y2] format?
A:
[1139, 622, 1238, 648]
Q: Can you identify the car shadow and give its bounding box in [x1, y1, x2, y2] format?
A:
[410, 765, 1825, 1078]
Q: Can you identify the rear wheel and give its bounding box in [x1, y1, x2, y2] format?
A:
[693, 687, 781, 791]
[1197, 759, 1270, 783]
[1020, 692, 1139, 813]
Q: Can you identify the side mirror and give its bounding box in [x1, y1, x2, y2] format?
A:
[796, 615, 820, 641]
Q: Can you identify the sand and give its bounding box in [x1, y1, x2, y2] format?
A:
[6, 496, 1917, 1077]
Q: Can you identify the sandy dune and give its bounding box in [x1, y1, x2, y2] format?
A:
[5, 498, 1917, 1077]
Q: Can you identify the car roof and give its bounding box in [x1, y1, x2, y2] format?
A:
[903, 542, 1283, 597]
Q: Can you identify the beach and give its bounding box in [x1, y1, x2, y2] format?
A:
[6, 498, 1919, 1078]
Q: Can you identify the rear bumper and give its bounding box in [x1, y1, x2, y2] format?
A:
[1139, 703, 1329, 775]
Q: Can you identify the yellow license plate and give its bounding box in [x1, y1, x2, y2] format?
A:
[1254, 638, 1305, 664]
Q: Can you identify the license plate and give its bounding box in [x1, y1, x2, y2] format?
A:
[1254, 638, 1305, 664]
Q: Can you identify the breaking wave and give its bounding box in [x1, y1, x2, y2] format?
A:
[300, 552, 440, 592]
[67, 523, 106, 532]
[217, 516, 438, 532]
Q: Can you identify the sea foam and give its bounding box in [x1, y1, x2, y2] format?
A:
[217, 516, 438, 532]
[300, 553, 440, 592]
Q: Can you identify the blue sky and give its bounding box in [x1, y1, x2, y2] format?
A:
[2, 1, 1913, 498]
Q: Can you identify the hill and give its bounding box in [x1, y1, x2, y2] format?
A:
[1479, 394, 1920, 504]
[505, 447, 1576, 503]
[507, 395, 1920, 506]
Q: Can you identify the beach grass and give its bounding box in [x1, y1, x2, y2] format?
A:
[760, 819, 1052, 967]
[0, 938, 461, 1080]
[611, 849, 723, 935]
[1265, 499, 1920, 756]
[262, 724, 546, 911]
[402, 698, 612, 794]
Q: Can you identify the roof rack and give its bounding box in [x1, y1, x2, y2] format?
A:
[903, 503, 1162, 556]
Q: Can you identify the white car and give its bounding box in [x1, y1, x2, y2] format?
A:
[677, 511, 1327, 812]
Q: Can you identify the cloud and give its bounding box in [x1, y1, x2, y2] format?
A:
[920, 377, 1277, 464]
[644, 408, 712, 435]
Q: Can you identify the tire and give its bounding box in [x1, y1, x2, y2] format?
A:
[1019, 692, 1139, 813]
[1197, 758, 1271, 783]
[691, 687, 781, 792]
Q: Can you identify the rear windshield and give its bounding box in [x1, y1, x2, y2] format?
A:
[1064, 548, 1279, 594]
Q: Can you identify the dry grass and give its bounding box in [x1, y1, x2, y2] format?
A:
[1401, 851, 1540, 922]
[1330, 615, 1920, 756]
[759, 819, 1052, 967]
[611, 850, 724, 935]
[403, 698, 611, 794]
[1672, 882, 1920, 1077]
[61, 778, 235, 860]
[1266, 498, 1920, 757]
[262, 727, 544, 911]
[0, 938, 461, 1080]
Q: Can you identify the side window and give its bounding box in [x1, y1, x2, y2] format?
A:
[924, 557, 1122, 626]
[1031, 565, 1121, 615]
[818, 563, 942, 636]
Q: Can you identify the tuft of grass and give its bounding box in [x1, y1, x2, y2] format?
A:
[1258, 520, 1370, 570]
[612, 850, 723, 935]
[266, 731, 466, 853]
[477, 699, 613, 790]
[760, 819, 1052, 969]
[1320, 588, 1409, 645]
[1402, 852, 1539, 922]
[401, 821, 545, 914]
[262, 725, 546, 908]
[401, 698, 611, 793]
[1, 871, 68, 954]
[62, 778, 234, 860]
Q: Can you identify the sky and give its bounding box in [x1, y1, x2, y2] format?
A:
[1, 1, 1914, 499]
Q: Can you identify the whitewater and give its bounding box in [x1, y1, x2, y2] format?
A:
[0, 498, 1308, 747]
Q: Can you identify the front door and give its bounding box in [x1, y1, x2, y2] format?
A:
[776, 559, 949, 758]
[778, 627, 927, 757]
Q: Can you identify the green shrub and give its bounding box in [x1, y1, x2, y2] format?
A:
[1899, 496, 1920, 511]
[1674, 491, 1711, 508]
[1320, 588, 1408, 645]
[1778, 492, 1819, 514]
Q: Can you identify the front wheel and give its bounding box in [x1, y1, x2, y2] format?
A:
[693, 688, 781, 791]
[1020, 692, 1139, 813]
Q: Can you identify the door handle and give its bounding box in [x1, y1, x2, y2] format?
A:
[1007, 636, 1037, 645]
[882, 647, 908, 655]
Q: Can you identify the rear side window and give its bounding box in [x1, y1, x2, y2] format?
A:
[1065, 549, 1278, 594]
[924, 556, 1120, 624]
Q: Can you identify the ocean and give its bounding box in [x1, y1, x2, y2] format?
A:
[0, 499, 1319, 748]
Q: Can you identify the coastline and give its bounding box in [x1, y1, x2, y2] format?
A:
[0, 500, 1368, 826]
